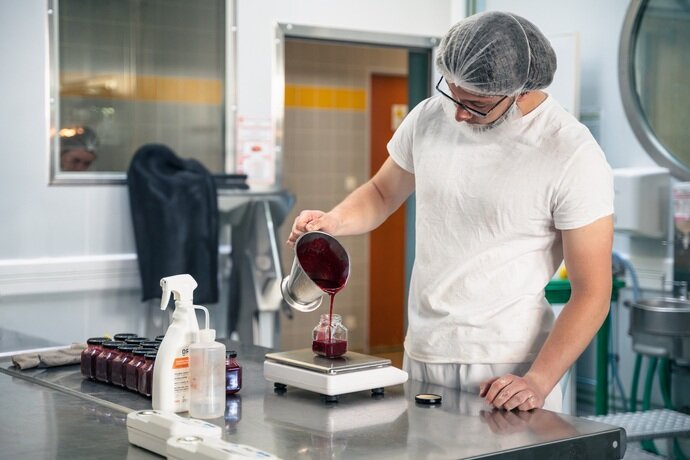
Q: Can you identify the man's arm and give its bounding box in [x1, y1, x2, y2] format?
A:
[481, 215, 614, 410]
[287, 157, 415, 244]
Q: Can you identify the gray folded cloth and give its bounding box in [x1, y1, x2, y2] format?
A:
[12, 343, 86, 370]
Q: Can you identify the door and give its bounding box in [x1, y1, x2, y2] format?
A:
[368, 74, 408, 353]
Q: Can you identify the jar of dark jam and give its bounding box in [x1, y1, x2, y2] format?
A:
[125, 348, 155, 392]
[113, 333, 138, 342]
[137, 351, 157, 397]
[225, 350, 242, 395]
[110, 345, 139, 387]
[312, 314, 348, 358]
[80, 337, 107, 380]
[95, 341, 124, 383]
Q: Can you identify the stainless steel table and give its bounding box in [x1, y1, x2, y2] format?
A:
[0, 340, 626, 459]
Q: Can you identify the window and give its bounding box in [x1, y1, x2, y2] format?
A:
[49, 0, 235, 184]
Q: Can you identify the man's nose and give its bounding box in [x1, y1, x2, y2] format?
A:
[455, 105, 473, 122]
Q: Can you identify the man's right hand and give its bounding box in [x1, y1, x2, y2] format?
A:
[286, 210, 340, 246]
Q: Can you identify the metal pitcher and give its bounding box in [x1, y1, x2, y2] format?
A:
[280, 231, 350, 312]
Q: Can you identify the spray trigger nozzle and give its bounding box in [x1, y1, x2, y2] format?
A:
[159, 275, 198, 311]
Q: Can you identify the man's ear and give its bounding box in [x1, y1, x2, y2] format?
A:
[516, 92, 529, 102]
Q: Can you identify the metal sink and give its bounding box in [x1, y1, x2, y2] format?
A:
[628, 297, 690, 363]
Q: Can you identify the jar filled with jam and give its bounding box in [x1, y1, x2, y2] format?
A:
[137, 351, 157, 397]
[110, 344, 139, 387]
[80, 337, 107, 380]
[94, 341, 124, 383]
[225, 351, 242, 395]
[125, 348, 156, 392]
[312, 314, 348, 358]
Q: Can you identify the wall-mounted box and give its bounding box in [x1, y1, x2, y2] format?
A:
[613, 167, 670, 239]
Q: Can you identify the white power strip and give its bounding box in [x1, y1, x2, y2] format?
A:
[126, 410, 222, 457]
[167, 435, 282, 460]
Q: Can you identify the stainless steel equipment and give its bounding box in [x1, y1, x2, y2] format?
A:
[629, 297, 690, 364]
[280, 231, 350, 312]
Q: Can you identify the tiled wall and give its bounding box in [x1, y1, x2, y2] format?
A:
[58, 0, 225, 172]
[278, 40, 407, 352]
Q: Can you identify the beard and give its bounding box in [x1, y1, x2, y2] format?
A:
[466, 101, 519, 133]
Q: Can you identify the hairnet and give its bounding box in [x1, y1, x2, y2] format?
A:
[59, 126, 99, 154]
[435, 11, 557, 96]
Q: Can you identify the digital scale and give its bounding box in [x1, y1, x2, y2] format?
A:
[264, 349, 408, 403]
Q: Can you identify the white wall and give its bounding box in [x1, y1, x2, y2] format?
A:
[236, 0, 452, 119]
[0, 0, 452, 349]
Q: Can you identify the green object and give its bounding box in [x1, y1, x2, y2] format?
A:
[630, 354, 642, 412]
[544, 277, 625, 415]
[595, 313, 610, 415]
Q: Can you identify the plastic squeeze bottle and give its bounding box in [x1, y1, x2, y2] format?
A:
[152, 274, 200, 413]
[189, 305, 226, 419]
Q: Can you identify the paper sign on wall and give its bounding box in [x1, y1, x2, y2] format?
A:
[391, 104, 408, 131]
[236, 116, 275, 188]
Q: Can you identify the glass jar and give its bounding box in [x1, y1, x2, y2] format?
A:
[125, 348, 156, 392]
[225, 350, 242, 395]
[80, 337, 106, 380]
[137, 351, 157, 397]
[95, 341, 124, 383]
[110, 345, 139, 387]
[312, 314, 348, 358]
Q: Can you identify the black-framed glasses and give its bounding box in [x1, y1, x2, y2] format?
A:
[435, 77, 509, 118]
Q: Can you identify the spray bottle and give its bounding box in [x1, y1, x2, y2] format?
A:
[189, 305, 226, 419]
[152, 274, 200, 413]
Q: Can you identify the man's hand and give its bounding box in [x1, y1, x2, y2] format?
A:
[479, 373, 546, 411]
[286, 210, 340, 246]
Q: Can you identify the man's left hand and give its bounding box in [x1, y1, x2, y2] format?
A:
[479, 373, 545, 411]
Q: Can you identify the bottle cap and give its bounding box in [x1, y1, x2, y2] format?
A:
[86, 337, 107, 345]
[226, 350, 237, 358]
[144, 352, 158, 359]
[124, 337, 149, 344]
[154, 335, 165, 342]
[415, 393, 442, 405]
[198, 329, 216, 342]
[103, 341, 125, 349]
[113, 333, 138, 341]
[117, 344, 139, 352]
[133, 348, 157, 356]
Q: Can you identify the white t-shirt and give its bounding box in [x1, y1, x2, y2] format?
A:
[387, 94, 614, 364]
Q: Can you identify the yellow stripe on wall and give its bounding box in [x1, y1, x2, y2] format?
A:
[285, 84, 366, 111]
[60, 73, 222, 105]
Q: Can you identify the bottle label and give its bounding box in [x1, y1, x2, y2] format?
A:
[172, 346, 190, 410]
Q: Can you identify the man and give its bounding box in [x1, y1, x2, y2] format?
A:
[59, 126, 98, 171]
[287, 11, 613, 412]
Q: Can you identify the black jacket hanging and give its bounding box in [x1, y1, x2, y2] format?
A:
[127, 144, 219, 304]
